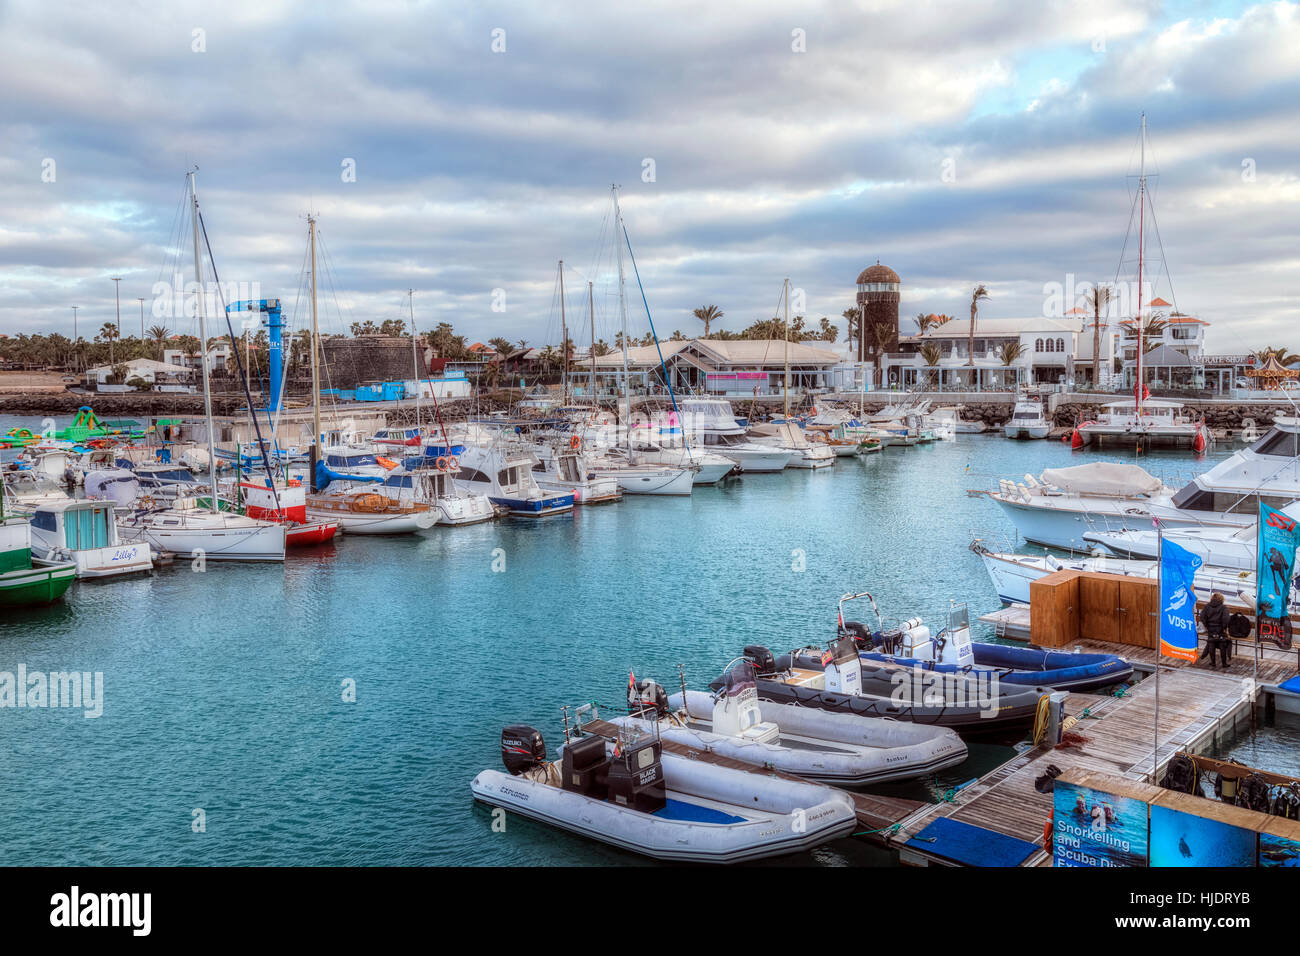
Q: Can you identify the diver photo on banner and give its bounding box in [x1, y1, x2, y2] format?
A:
[1159, 537, 1203, 661]
[1257, 502, 1299, 649]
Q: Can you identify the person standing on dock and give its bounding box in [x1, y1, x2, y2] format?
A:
[1198, 593, 1231, 669]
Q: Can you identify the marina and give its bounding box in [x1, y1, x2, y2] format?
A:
[6, 408, 1300, 866]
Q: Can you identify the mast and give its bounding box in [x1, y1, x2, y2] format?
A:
[1136, 113, 1146, 421]
[408, 289, 421, 435]
[613, 186, 631, 453]
[783, 277, 791, 419]
[309, 215, 322, 483]
[188, 170, 220, 513]
[558, 259, 569, 405]
[588, 280, 596, 399]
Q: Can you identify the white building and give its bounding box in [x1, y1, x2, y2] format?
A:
[879, 315, 1116, 391]
[86, 357, 194, 390]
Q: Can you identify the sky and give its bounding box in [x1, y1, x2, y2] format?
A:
[0, 0, 1297, 353]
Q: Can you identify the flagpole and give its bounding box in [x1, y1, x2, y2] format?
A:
[1153, 519, 1162, 784]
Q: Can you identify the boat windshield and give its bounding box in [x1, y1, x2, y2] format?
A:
[1250, 428, 1300, 458]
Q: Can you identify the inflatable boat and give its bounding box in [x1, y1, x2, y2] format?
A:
[470, 722, 856, 863]
[840, 595, 1133, 693]
[720, 640, 1050, 736]
[599, 671, 967, 786]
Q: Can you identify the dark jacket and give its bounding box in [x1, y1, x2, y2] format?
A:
[1200, 601, 1231, 636]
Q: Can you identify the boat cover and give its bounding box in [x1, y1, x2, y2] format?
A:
[1040, 462, 1162, 496]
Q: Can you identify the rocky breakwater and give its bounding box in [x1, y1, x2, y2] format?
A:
[0, 389, 246, 418]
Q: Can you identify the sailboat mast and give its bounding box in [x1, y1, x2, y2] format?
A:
[408, 289, 421, 435]
[588, 280, 596, 399]
[309, 215, 322, 470]
[188, 170, 219, 513]
[1136, 113, 1146, 421]
[613, 186, 631, 451]
[783, 277, 790, 419]
[558, 260, 568, 405]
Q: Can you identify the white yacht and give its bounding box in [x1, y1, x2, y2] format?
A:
[117, 497, 287, 561]
[1074, 399, 1207, 450]
[626, 438, 734, 485]
[1003, 394, 1051, 440]
[29, 500, 153, 578]
[588, 448, 697, 496]
[747, 422, 834, 469]
[654, 398, 791, 473]
[454, 442, 575, 516]
[529, 439, 622, 504]
[980, 419, 1300, 550]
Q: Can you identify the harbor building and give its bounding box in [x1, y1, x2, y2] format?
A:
[587, 338, 841, 397]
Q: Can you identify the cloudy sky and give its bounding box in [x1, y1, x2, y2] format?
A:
[1, 0, 1297, 352]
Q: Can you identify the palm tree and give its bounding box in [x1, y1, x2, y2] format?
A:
[998, 341, 1025, 388]
[1141, 312, 1167, 351]
[146, 325, 170, 361]
[1084, 285, 1112, 386]
[1256, 347, 1300, 366]
[917, 312, 934, 335]
[967, 285, 989, 366]
[933, 314, 955, 327]
[842, 307, 862, 358]
[97, 322, 119, 364]
[919, 341, 943, 389]
[693, 305, 723, 338]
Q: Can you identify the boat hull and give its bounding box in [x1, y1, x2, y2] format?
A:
[1004, 424, 1050, 440]
[860, 645, 1133, 693]
[0, 562, 76, 605]
[469, 752, 855, 864]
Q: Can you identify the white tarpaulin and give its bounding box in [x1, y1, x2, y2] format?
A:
[1040, 462, 1164, 497]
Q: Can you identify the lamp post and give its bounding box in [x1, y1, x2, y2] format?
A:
[138, 297, 145, 339]
[111, 276, 122, 339]
[71, 306, 79, 371]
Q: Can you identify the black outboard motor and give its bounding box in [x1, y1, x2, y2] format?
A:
[840, 620, 872, 647]
[501, 725, 546, 775]
[606, 737, 667, 814]
[743, 645, 776, 676]
[628, 678, 670, 719]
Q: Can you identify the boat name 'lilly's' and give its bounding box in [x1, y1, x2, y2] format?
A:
[0, 665, 104, 717]
[889, 669, 1001, 718]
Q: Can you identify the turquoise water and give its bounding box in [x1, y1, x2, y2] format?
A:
[0, 414, 1270, 865]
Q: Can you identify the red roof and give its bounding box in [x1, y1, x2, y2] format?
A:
[1148, 297, 1172, 308]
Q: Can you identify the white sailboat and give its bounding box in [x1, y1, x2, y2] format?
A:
[116, 171, 286, 562]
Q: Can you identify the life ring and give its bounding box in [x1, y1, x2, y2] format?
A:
[447, 456, 459, 471]
[138, 495, 157, 510]
[570, 435, 581, 450]
[435, 456, 449, 472]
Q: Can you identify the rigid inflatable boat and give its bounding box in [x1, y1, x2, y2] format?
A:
[601, 670, 967, 786]
[721, 639, 1050, 736]
[470, 720, 856, 863]
[840, 595, 1133, 693]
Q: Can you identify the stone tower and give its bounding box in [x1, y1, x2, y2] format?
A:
[855, 261, 900, 367]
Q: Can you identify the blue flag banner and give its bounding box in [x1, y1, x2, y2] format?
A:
[1160, 538, 1203, 661]
[1257, 503, 1299, 649]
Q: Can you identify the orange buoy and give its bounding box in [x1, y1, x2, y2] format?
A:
[448, 456, 459, 471]
[570, 434, 580, 449]
[435, 456, 449, 472]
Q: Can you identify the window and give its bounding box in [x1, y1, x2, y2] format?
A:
[1045, 339, 1055, 353]
[1035, 339, 1044, 352]
[1056, 338, 1065, 352]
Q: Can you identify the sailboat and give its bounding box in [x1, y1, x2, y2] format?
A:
[116, 171, 287, 562]
[1074, 115, 1208, 452]
[587, 186, 696, 496]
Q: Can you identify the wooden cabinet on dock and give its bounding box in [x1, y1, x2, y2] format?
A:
[1030, 569, 1157, 649]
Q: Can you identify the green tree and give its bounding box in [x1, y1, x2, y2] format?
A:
[1084, 284, 1112, 385]
[693, 304, 723, 338]
[968, 285, 989, 366]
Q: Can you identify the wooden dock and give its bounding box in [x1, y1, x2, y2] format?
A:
[887, 658, 1261, 866]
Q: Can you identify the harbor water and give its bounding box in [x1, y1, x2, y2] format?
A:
[2, 415, 1296, 865]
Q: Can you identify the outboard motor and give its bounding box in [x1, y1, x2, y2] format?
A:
[606, 736, 667, 814]
[712, 662, 780, 743]
[501, 725, 546, 775]
[840, 620, 872, 646]
[824, 636, 862, 696]
[628, 678, 670, 719]
[742, 645, 776, 676]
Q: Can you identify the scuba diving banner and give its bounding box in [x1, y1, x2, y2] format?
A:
[1159, 538, 1203, 661]
[1257, 502, 1299, 649]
